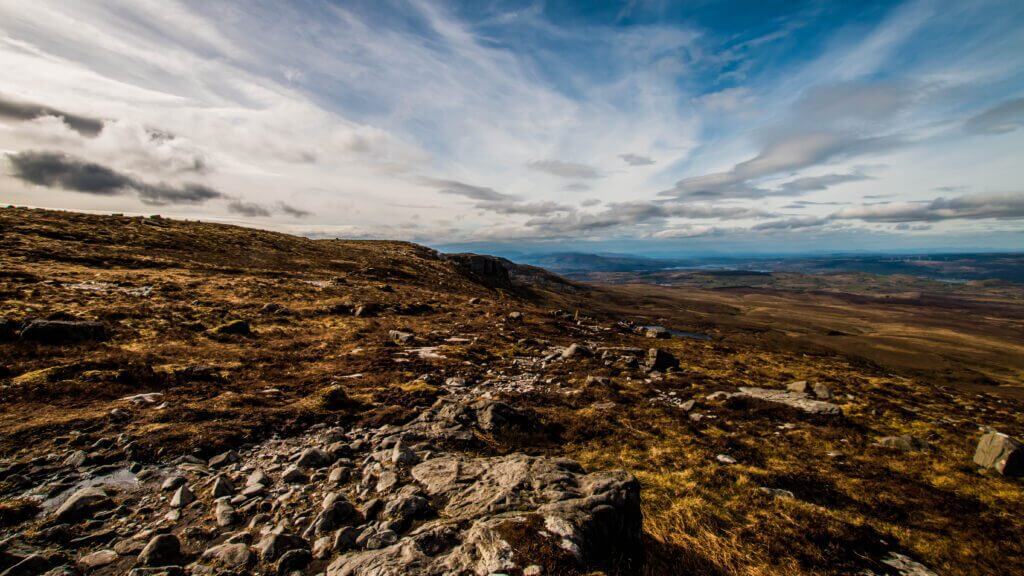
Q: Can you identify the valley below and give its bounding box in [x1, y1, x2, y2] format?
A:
[2, 207, 1023, 576]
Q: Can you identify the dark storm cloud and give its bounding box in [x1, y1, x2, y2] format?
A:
[227, 200, 272, 217]
[8, 150, 128, 194]
[619, 153, 656, 166]
[964, 97, 1024, 135]
[278, 202, 311, 218]
[6, 150, 223, 205]
[0, 94, 104, 136]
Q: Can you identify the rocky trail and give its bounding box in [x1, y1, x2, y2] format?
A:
[1, 331, 655, 576]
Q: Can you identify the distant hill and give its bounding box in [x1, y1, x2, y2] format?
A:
[515, 252, 687, 274]
[514, 251, 1024, 283]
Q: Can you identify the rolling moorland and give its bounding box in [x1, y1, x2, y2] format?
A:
[1, 207, 1024, 576]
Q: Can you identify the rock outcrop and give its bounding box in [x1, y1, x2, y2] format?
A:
[327, 453, 642, 576]
[444, 253, 513, 290]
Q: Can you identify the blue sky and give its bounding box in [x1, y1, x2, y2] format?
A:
[1, 0, 1023, 254]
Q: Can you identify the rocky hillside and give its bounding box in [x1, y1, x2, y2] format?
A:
[1, 207, 1023, 576]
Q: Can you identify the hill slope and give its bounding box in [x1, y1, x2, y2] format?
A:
[1, 207, 1023, 576]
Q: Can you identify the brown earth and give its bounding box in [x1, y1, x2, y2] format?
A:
[1, 206, 1023, 575]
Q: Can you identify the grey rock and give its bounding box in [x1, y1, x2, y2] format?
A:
[722, 387, 842, 416]
[208, 450, 239, 469]
[474, 401, 530, 435]
[328, 467, 350, 485]
[211, 476, 234, 498]
[256, 532, 307, 563]
[334, 526, 360, 552]
[214, 499, 237, 527]
[138, 534, 180, 566]
[78, 549, 118, 569]
[53, 486, 113, 523]
[247, 469, 271, 487]
[169, 484, 195, 508]
[296, 448, 330, 469]
[644, 348, 679, 372]
[201, 542, 252, 569]
[276, 549, 311, 575]
[391, 442, 420, 466]
[282, 465, 308, 484]
[161, 476, 186, 492]
[64, 450, 88, 467]
[974, 431, 1024, 475]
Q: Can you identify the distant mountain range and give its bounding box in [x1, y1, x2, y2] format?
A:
[511, 251, 1024, 283]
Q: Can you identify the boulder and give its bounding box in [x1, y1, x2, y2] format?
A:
[974, 431, 1024, 475]
[296, 448, 330, 469]
[138, 534, 181, 566]
[256, 532, 308, 563]
[20, 319, 108, 344]
[644, 348, 679, 372]
[53, 486, 113, 523]
[201, 542, 251, 570]
[211, 476, 234, 498]
[169, 485, 194, 508]
[474, 401, 531, 435]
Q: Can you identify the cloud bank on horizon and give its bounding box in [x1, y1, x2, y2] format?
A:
[1, 0, 1023, 252]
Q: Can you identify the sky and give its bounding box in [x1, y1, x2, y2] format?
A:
[1, 0, 1023, 256]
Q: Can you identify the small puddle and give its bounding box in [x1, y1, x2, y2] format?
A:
[40, 467, 139, 512]
[644, 326, 712, 340]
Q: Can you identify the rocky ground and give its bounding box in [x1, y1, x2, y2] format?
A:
[1, 207, 1023, 576]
